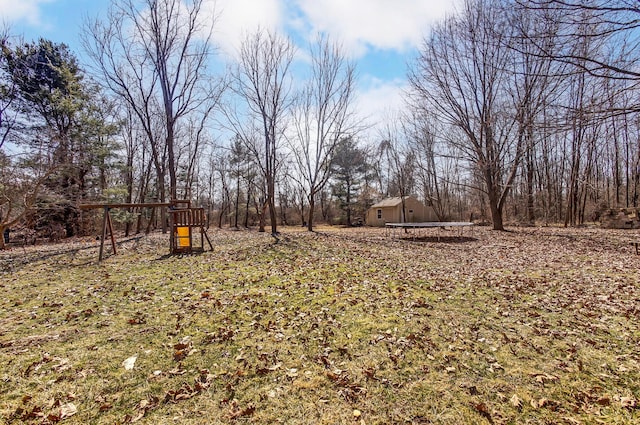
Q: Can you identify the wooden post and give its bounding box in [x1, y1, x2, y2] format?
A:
[107, 208, 117, 256]
[188, 210, 194, 250]
[98, 206, 117, 261]
[169, 208, 175, 254]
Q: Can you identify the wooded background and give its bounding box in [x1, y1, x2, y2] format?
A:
[2, 0, 639, 247]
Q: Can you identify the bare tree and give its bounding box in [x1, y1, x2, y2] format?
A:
[0, 28, 19, 151]
[404, 110, 455, 220]
[507, 1, 565, 224]
[563, 47, 605, 226]
[409, 0, 520, 230]
[225, 29, 295, 236]
[177, 111, 217, 200]
[509, 0, 640, 223]
[519, 0, 640, 83]
[83, 0, 223, 201]
[379, 118, 417, 225]
[288, 35, 357, 231]
[0, 158, 54, 249]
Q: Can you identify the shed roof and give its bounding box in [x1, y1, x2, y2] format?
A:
[370, 196, 411, 208]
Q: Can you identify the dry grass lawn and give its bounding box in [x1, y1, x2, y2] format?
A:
[1, 225, 639, 424]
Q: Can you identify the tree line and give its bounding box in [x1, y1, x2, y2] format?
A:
[1, 0, 639, 247]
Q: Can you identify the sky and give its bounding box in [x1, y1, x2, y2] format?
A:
[1, 0, 460, 138]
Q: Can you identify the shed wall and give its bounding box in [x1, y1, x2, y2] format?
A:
[366, 197, 439, 226]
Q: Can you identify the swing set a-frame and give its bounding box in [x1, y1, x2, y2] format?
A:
[79, 199, 212, 261]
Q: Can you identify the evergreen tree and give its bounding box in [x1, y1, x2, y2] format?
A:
[331, 138, 367, 225]
[2, 38, 120, 237]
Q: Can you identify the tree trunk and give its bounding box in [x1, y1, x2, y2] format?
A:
[489, 192, 505, 231]
[526, 142, 535, 224]
[258, 198, 267, 232]
[345, 180, 352, 226]
[307, 193, 315, 231]
[244, 183, 251, 228]
[234, 174, 240, 228]
[0, 225, 6, 250]
[166, 124, 178, 202]
[158, 176, 168, 234]
[267, 178, 277, 235]
[124, 157, 134, 237]
[485, 164, 505, 231]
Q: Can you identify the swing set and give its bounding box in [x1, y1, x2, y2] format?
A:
[79, 200, 212, 261]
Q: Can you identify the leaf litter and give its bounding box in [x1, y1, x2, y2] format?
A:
[0, 225, 639, 424]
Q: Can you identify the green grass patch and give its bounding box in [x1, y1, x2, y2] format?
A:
[1, 226, 639, 424]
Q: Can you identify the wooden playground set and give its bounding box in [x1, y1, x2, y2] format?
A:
[80, 200, 212, 260]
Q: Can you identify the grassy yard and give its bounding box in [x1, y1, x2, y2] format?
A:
[1, 225, 639, 424]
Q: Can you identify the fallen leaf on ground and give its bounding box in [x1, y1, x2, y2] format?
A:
[60, 403, 77, 419]
[620, 396, 636, 408]
[510, 394, 522, 408]
[122, 355, 137, 370]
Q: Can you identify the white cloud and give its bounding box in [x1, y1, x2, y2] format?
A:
[204, 0, 459, 59]
[355, 77, 407, 141]
[293, 0, 458, 56]
[205, 0, 284, 58]
[0, 0, 52, 26]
